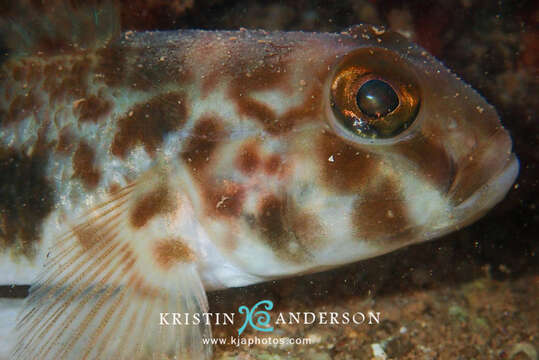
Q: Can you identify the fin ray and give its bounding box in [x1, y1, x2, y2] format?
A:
[14, 168, 211, 359]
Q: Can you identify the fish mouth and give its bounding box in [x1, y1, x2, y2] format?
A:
[452, 153, 519, 224]
[423, 154, 519, 241]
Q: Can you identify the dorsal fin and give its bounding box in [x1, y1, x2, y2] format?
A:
[0, 0, 120, 58]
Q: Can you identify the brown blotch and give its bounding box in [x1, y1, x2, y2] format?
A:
[392, 135, 454, 193]
[228, 60, 293, 135]
[35, 36, 73, 55]
[256, 195, 312, 263]
[319, 132, 380, 193]
[42, 61, 62, 96]
[265, 154, 282, 175]
[43, 58, 90, 104]
[74, 225, 97, 250]
[182, 115, 225, 175]
[237, 142, 260, 175]
[12, 65, 24, 82]
[153, 238, 195, 270]
[0, 148, 54, 256]
[353, 179, 411, 242]
[130, 186, 173, 228]
[7, 91, 40, 124]
[72, 142, 101, 189]
[56, 127, 74, 154]
[205, 181, 245, 218]
[108, 183, 122, 194]
[11, 59, 42, 84]
[74, 94, 112, 123]
[236, 97, 283, 134]
[279, 87, 323, 128]
[111, 92, 187, 158]
[201, 70, 221, 99]
[131, 272, 161, 299]
[258, 195, 287, 244]
[95, 45, 127, 87]
[73, 216, 118, 250]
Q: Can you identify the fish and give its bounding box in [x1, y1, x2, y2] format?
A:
[0, 1, 519, 359]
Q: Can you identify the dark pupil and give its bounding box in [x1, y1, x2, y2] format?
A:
[356, 79, 399, 118]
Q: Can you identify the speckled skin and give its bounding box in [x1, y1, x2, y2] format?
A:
[0, 19, 519, 360]
[0, 25, 517, 287]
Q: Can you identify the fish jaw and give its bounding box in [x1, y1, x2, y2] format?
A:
[424, 154, 519, 240]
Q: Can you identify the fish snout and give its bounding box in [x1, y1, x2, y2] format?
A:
[447, 126, 518, 219]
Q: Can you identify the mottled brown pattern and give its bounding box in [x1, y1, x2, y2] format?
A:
[42, 61, 63, 91]
[392, 134, 454, 193]
[258, 195, 286, 243]
[264, 154, 282, 175]
[318, 132, 380, 193]
[278, 87, 323, 130]
[288, 211, 325, 252]
[153, 238, 195, 270]
[43, 58, 90, 104]
[108, 183, 122, 194]
[131, 272, 161, 299]
[201, 70, 220, 99]
[205, 181, 246, 218]
[127, 47, 192, 91]
[72, 142, 101, 189]
[56, 127, 74, 154]
[240, 97, 282, 133]
[74, 94, 112, 123]
[236, 142, 261, 175]
[7, 90, 40, 124]
[129, 186, 173, 228]
[182, 115, 225, 175]
[11, 59, 42, 84]
[201, 61, 222, 99]
[228, 59, 293, 135]
[353, 178, 411, 242]
[111, 92, 187, 158]
[0, 148, 54, 256]
[94, 41, 191, 91]
[11, 65, 23, 82]
[95, 45, 127, 87]
[256, 195, 313, 263]
[74, 220, 116, 250]
[34, 37, 74, 56]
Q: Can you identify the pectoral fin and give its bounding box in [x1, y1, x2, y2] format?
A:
[12, 170, 211, 359]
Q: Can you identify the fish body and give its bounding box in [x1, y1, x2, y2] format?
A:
[0, 2, 518, 359]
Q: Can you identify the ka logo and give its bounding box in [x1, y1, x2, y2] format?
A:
[237, 300, 274, 335]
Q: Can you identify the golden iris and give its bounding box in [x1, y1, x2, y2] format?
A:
[330, 48, 420, 139]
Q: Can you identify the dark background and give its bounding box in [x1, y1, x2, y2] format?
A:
[118, 1, 538, 358]
[2, 0, 537, 358]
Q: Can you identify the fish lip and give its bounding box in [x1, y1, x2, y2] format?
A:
[422, 154, 519, 241]
[454, 153, 519, 216]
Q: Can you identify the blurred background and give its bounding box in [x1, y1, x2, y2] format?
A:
[4, 0, 538, 358]
[121, 0, 538, 358]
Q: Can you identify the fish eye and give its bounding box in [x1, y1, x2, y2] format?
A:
[356, 79, 399, 118]
[329, 48, 421, 141]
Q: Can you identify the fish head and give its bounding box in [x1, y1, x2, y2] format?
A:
[273, 25, 519, 269]
[187, 26, 518, 282]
